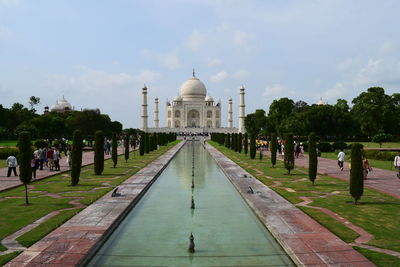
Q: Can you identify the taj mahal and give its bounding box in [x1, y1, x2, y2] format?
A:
[141, 70, 246, 134]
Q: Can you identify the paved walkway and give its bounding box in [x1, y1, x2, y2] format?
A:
[207, 144, 373, 267]
[265, 151, 400, 199]
[0, 146, 132, 192]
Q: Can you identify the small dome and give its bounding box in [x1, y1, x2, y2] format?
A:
[205, 95, 213, 102]
[57, 96, 72, 110]
[50, 103, 62, 111]
[173, 95, 182, 102]
[180, 76, 207, 100]
[317, 97, 327, 105]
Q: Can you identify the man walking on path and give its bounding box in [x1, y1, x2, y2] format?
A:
[337, 149, 345, 171]
[394, 152, 400, 179]
[6, 154, 18, 177]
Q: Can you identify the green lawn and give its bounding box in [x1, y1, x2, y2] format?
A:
[209, 141, 400, 266]
[0, 141, 179, 264]
[0, 141, 17, 147]
[0, 161, 6, 168]
[347, 142, 400, 149]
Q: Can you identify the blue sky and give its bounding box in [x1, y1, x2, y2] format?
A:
[1, 0, 399, 128]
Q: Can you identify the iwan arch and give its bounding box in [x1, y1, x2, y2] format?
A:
[141, 71, 246, 134]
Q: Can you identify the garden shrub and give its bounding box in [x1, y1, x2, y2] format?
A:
[317, 142, 333, 152]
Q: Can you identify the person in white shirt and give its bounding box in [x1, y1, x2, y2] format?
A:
[337, 149, 345, 171]
[6, 154, 18, 177]
[394, 152, 400, 179]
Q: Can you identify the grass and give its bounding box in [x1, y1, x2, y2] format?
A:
[0, 141, 17, 147]
[209, 141, 400, 263]
[353, 247, 400, 267]
[318, 151, 396, 171]
[0, 161, 6, 168]
[0, 252, 21, 266]
[0, 141, 179, 263]
[16, 208, 84, 248]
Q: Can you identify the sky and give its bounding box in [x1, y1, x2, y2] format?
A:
[1, 0, 399, 129]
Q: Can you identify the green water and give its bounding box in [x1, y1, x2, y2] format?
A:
[88, 141, 293, 266]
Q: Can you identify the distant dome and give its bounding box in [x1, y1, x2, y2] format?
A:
[317, 97, 327, 105]
[205, 95, 213, 101]
[173, 95, 182, 102]
[180, 76, 207, 100]
[50, 96, 72, 112]
[50, 103, 62, 111]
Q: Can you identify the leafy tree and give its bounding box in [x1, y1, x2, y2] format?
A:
[308, 132, 318, 185]
[351, 87, 397, 137]
[372, 133, 392, 148]
[243, 133, 248, 154]
[139, 133, 145, 156]
[18, 131, 32, 205]
[271, 132, 277, 167]
[244, 109, 267, 136]
[249, 134, 256, 159]
[238, 133, 242, 153]
[145, 133, 150, 154]
[124, 134, 130, 162]
[350, 143, 364, 204]
[94, 130, 104, 175]
[28, 96, 40, 112]
[284, 133, 295, 174]
[267, 98, 294, 135]
[111, 132, 118, 167]
[71, 130, 83, 186]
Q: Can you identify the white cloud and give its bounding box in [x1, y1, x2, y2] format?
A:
[159, 53, 182, 70]
[232, 69, 249, 79]
[263, 84, 294, 98]
[352, 58, 400, 88]
[210, 71, 228, 83]
[206, 57, 222, 66]
[233, 31, 255, 48]
[43, 68, 161, 93]
[321, 82, 347, 101]
[185, 29, 206, 51]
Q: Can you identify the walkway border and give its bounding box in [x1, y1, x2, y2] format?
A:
[205, 143, 374, 267]
[5, 141, 185, 267]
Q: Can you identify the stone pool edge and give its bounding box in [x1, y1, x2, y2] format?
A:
[5, 141, 186, 267]
[205, 142, 374, 267]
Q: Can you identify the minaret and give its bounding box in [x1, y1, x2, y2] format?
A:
[239, 86, 245, 133]
[141, 85, 148, 130]
[228, 98, 233, 128]
[154, 97, 159, 128]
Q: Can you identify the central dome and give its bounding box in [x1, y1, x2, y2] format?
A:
[180, 76, 207, 100]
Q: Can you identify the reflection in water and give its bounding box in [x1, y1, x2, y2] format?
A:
[88, 141, 293, 267]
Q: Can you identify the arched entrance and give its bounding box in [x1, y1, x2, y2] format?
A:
[187, 109, 200, 127]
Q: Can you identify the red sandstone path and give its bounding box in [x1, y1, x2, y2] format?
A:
[0, 146, 132, 192]
[266, 151, 400, 199]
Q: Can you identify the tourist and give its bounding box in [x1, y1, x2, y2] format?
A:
[47, 147, 54, 171]
[300, 143, 304, 157]
[6, 154, 18, 177]
[31, 155, 38, 179]
[66, 145, 72, 169]
[362, 158, 372, 180]
[337, 149, 345, 171]
[53, 148, 61, 171]
[39, 147, 47, 170]
[394, 152, 400, 179]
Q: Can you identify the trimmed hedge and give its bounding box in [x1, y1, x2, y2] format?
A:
[363, 150, 397, 161]
[0, 147, 19, 159]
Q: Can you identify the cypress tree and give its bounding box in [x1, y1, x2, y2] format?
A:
[71, 130, 83, 186]
[145, 132, 150, 153]
[226, 134, 231, 148]
[250, 134, 256, 159]
[124, 134, 130, 162]
[111, 132, 118, 168]
[225, 134, 229, 147]
[271, 132, 277, 167]
[238, 133, 242, 153]
[154, 133, 158, 150]
[132, 135, 137, 157]
[149, 134, 154, 152]
[284, 133, 295, 174]
[139, 133, 145, 156]
[259, 148, 263, 160]
[350, 143, 364, 205]
[244, 133, 248, 154]
[94, 130, 104, 175]
[234, 134, 238, 152]
[231, 134, 235, 150]
[308, 132, 318, 185]
[18, 131, 32, 205]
